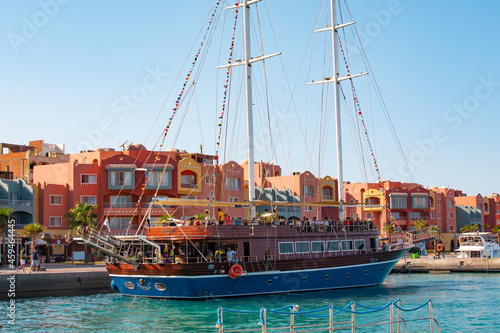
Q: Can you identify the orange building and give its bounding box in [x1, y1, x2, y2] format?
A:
[263, 170, 339, 221]
[0, 140, 69, 182]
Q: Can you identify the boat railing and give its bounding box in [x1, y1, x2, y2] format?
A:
[150, 220, 377, 233]
[460, 241, 483, 247]
[215, 299, 440, 333]
[171, 248, 384, 265]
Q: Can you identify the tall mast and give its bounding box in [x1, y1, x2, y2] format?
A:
[331, 0, 344, 221]
[222, 0, 280, 219]
[308, 0, 366, 221]
[243, 0, 256, 219]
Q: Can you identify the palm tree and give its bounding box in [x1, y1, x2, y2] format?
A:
[22, 223, 46, 255]
[428, 226, 440, 255]
[65, 202, 98, 263]
[414, 219, 427, 230]
[413, 219, 428, 254]
[491, 225, 500, 244]
[460, 224, 480, 234]
[0, 208, 13, 264]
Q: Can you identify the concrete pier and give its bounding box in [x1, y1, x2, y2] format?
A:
[0, 263, 115, 300]
[392, 254, 500, 273]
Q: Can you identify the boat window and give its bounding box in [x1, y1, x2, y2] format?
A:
[354, 239, 365, 250]
[124, 282, 135, 289]
[155, 283, 166, 291]
[326, 240, 340, 252]
[341, 240, 353, 251]
[311, 241, 325, 253]
[278, 242, 294, 254]
[295, 241, 310, 254]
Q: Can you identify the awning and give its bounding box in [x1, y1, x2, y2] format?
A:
[105, 164, 136, 170]
[142, 164, 174, 170]
[153, 198, 361, 208]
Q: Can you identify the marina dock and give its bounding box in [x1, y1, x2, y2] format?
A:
[0, 263, 113, 300]
[392, 254, 500, 273]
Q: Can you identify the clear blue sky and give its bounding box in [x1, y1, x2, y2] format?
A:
[1, 0, 499, 197]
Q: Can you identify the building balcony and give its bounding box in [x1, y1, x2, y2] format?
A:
[103, 202, 135, 208]
[0, 199, 33, 207]
[0, 199, 34, 215]
[103, 207, 137, 215]
[141, 203, 176, 210]
[178, 182, 200, 195]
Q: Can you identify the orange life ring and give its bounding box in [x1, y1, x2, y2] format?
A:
[437, 244, 444, 252]
[228, 264, 243, 279]
[459, 238, 463, 243]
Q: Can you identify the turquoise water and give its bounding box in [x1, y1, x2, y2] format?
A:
[3, 273, 499, 332]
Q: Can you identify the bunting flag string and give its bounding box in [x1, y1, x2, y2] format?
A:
[126, 1, 222, 231]
[338, 37, 398, 228]
[207, 7, 239, 212]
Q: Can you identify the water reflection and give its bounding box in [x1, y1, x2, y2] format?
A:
[6, 273, 500, 332]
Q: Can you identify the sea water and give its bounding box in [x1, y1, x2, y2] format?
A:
[3, 273, 498, 332]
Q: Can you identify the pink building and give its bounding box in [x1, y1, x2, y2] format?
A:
[264, 170, 339, 221]
[34, 146, 180, 236]
[344, 181, 432, 232]
[488, 193, 500, 227]
[34, 146, 247, 239]
[428, 187, 457, 234]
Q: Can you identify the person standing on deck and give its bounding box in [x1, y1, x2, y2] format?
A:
[217, 208, 224, 225]
[215, 247, 225, 262]
[204, 209, 211, 225]
[227, 247, 235, 263]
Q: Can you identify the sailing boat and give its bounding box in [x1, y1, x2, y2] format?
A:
[76, 0, 417, 299]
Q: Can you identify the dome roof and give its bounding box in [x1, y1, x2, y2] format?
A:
[128, 143, 147, 151]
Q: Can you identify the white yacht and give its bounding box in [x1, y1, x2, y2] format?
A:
[456, 232, 500, 259]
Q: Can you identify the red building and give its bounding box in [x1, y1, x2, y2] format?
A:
[33, 145, 248, 239]
[34, 145, 179, 236]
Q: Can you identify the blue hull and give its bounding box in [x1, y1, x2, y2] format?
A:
[110, 258, 399, 299]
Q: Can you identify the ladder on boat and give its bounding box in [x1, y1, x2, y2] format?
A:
[74, 226, 145, 266]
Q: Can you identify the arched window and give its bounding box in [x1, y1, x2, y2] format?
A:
[181, 170, 196, 188]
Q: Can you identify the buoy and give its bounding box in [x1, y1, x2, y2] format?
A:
[437, 244, 444, 252]
[228, 264, 243, 279]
